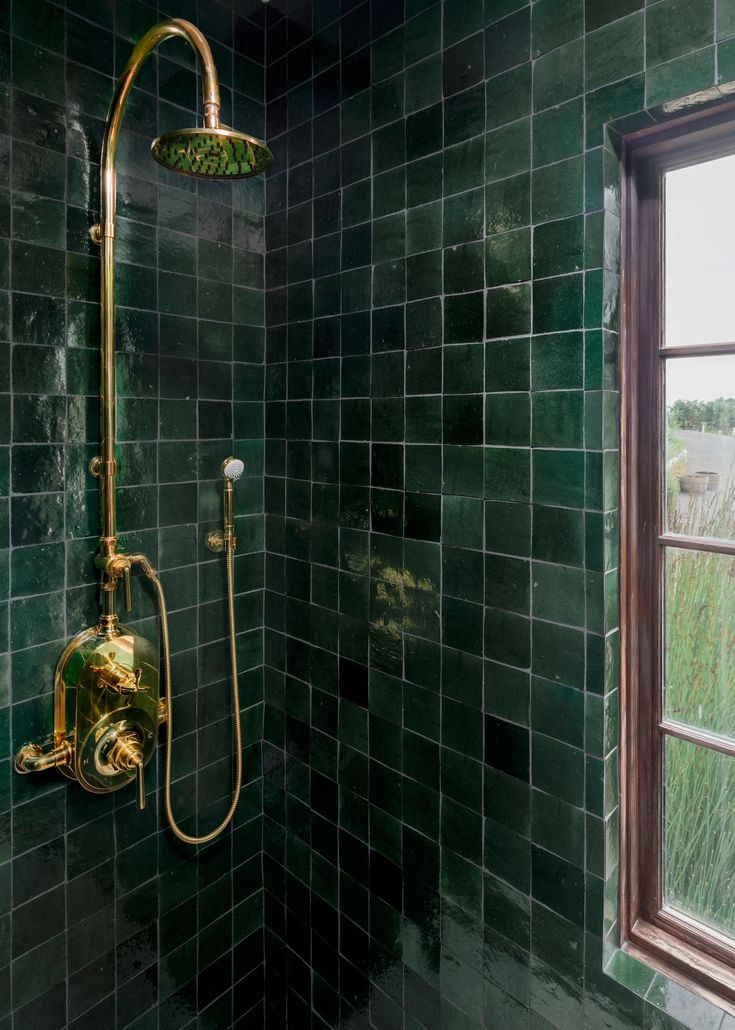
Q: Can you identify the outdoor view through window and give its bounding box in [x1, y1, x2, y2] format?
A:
[663, 153, 735, 939]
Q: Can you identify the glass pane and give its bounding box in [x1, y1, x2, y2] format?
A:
[665, 355, 735, 540]
[665, 153, 735, 346]
[664, 547, 735, 738]
[665, 736, 735, 937]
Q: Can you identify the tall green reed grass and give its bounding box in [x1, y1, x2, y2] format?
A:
[664, 470, 735, 933]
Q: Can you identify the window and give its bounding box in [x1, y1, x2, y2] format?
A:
[622, 107, 735, 1009]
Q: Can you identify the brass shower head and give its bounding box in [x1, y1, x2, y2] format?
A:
[151, 125, 272, 179]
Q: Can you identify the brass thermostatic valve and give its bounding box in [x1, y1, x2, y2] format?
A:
[15, 626, 160, 811]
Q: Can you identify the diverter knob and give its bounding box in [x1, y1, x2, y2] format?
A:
[96, 652, 143, 695]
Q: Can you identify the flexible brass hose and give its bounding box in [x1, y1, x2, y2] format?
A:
[148, 543, 242, 844]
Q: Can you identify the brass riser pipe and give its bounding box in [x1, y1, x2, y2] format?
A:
[96, 19, 221, 622]
[92, 19, 243, 844]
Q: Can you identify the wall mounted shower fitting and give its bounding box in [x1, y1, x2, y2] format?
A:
[13, 19, 270, 843]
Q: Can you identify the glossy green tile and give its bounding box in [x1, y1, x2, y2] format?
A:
[486, 63, 532, 131]
[485, 120, 531, 187]
[532, 391, 584, 448]
[585, 73, 645, 149]
[533, 505, 585, 568]
[533, 39, 584, 113]
[444, 0, 484, 45]
[12, 345, 65, 395]
[443, 188, 485, 247]
[12, 194, 65, 249]
[586, 12, 644, 90]
[646, 0, 713, 67]
[444, 241, 484, 294]
[533, 98, 584, 167]
[532, 901, 584, 987]
[11, 242, 64, 296]
[484, 608, 531, 670]
[405, 53, 441, 113]
[444, 81, 485, 147]
[487, 284, 532, 337]
[486, 228, 531, 287]
[444, 595, 482, 653]
[585, 0, 642, 31]
[11, 0, 65, 52]
[486, 337, 530, 392]
[485, 554, 529, 613]
[444, 293, 484, 344]
[485, 714, 530, 783]
[533, 274, 584, 333]
[532, 789, 585, 866]
[484, 446, 531, 503]
[531, 332, 584, 390]
[531, 0, 584, 58]
[532, 157, 584, 224]
[533, 217, 584, 279]
[532, 562, 586, 627]
[646, 46, 715, 107]
[485, 501, 531, 558]
[485, 393, 530, 446]
[532, 450, 585, 508]
[443, 495, 483, 549]
[11, 542, 64, 597]
[10, 589, 64, 650]
[486, 8, 530, 76]
[645, 974, 724, 1030]
[486, 173, 530, 235]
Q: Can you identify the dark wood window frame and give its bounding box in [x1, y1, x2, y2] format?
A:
[621, 100, 735, 1014]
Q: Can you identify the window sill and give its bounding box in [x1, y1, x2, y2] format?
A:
[605, 945, 734, 1029]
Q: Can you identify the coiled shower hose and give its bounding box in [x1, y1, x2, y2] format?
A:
[145, 544, 242, 845]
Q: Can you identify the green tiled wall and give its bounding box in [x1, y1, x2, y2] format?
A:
[260, 1, 735, 1028]
[4, 0, 734, 1026]
[0, 0, 266, 1025]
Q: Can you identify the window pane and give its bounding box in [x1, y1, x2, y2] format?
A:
[665, 547, 735, 738]
[665, 355, 735, 540]
[665, 736, 735, 937]
[665, 153, 735, 346]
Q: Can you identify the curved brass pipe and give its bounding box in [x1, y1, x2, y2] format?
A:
[15, 741, 73, 774]
[96, 20, 222, 621]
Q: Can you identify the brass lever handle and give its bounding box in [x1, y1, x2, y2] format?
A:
[135, 762, 145, 811]
[122, 565, 133, 611]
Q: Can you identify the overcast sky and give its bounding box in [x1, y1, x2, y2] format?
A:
[665, 154, 735, 403]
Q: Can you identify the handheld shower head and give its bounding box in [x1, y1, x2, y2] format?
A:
[222, 457, 245, 482]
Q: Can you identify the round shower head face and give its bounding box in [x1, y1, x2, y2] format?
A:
[151, 126, 272, 179]
[222, 457, 245, 481]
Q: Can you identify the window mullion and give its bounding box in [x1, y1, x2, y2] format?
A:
[659, 719, 735, 759]
[660, 342, 735, 358]
[659, 534, 735, 556]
